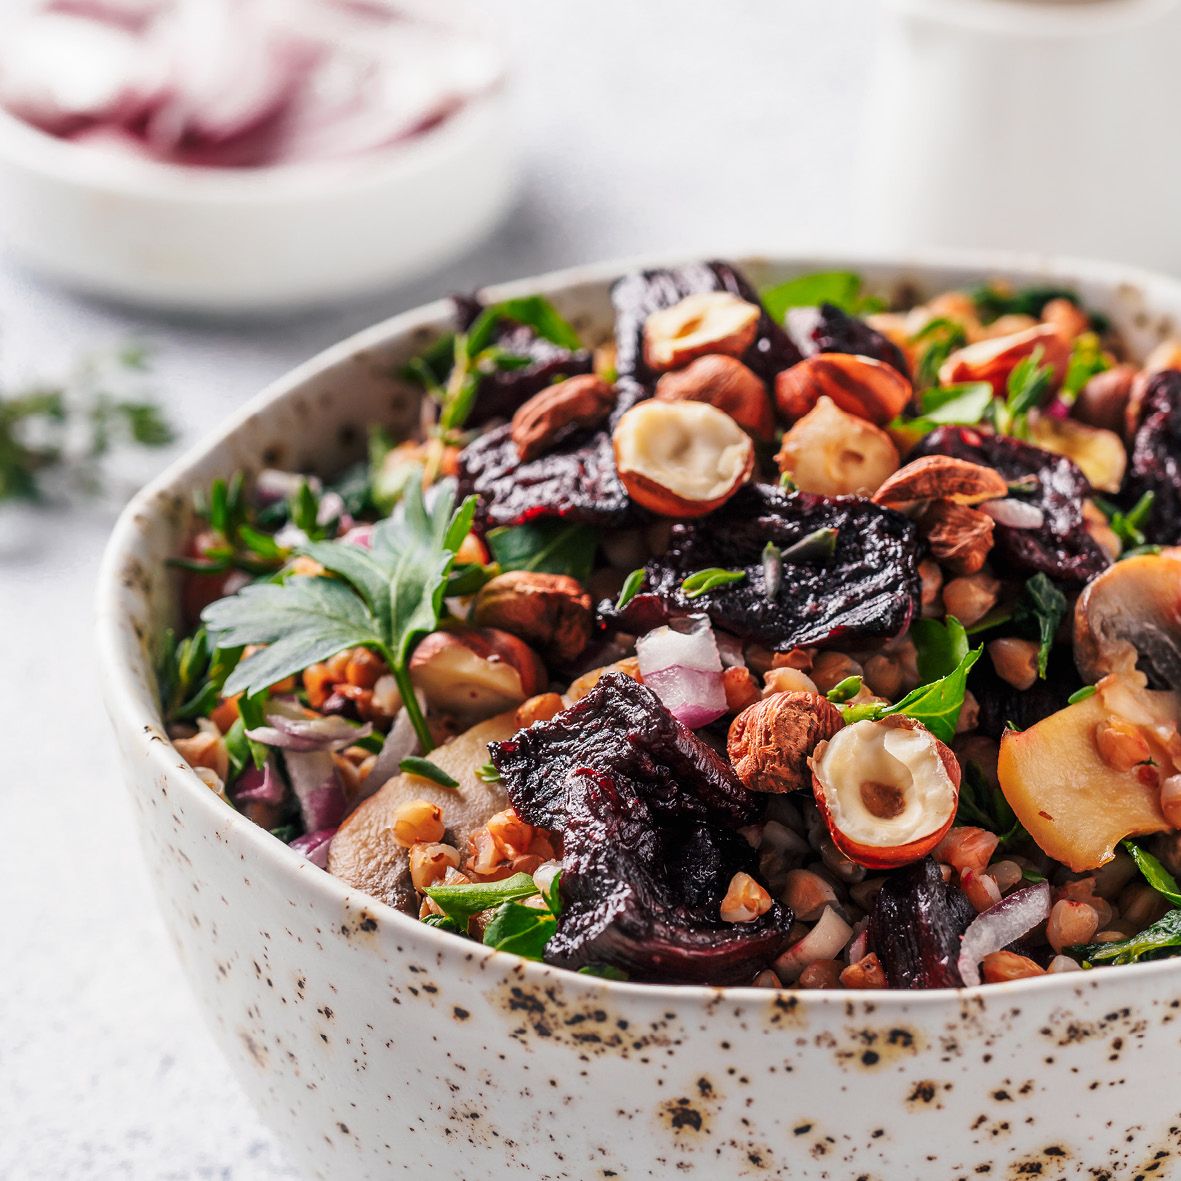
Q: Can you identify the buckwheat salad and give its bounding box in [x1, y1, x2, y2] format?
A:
[161, 261, 1181, 989]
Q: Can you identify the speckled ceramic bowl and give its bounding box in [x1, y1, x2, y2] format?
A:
[98, 252, 1181, 1181]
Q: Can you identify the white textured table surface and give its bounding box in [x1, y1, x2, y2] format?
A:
[1, 4, 872, 1177]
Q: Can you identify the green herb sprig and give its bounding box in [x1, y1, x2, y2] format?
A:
[681, 567, 746, 599]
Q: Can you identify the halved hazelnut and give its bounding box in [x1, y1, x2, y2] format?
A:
[409, 628, 547, 721]
[643, 292, 760, 372]
[655, 354, 775, 443]
[1074, 549, 1181, 688]
[613, 399, 754, 517]
[473, 570, 592, 665]
[871, 455, 1009, 510]
[775, 395, 899, 497]
[938, 324, 1069, 395]
[727, 690, 845, 793]
[1026, 413, 1126, 493]
[810, 715, 961, 870]
[773, 353, 912, 426]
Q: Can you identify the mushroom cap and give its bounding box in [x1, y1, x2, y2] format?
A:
[1074, 548, 1181, 689]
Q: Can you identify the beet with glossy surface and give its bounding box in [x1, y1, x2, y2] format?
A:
[790, 301, 910, 377]
[1125, 370, 1181, 545]
[457, 424, 633, 530]
[599, 484, 922, 652]
[915, 426, 1109, 586]
[868, 857, 977, 988]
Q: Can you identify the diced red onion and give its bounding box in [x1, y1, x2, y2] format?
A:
[636, 615, 727, 729]
[289, 826, 337, 869]
[957, 881, 1051, 987]
[1043, 396, 1072, 421]
[359, 696, 420, 797]
[342, 523, 374, 549]
[713, 629, 746, 670]
[785, 306, 823, 353]
[246, 711, 372, 753]
[981, 498, 1046, 530]
[233, 757, 285, 806]
[284, 750, 346, 832]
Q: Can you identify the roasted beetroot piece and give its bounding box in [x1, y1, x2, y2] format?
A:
[915, 426, 1109, 586]
[1125, 371, 1181, 545]
[453, 295, 594, 425]
[600, 484, 921, 652]
[457, 424, 633, 530]
[788, 302, 909, 378]
[971, 657, 1078, 740]
[868, 857, 976, 988]
[546, 769, 790, 984]
[610, 261, 801, 417]
[490, 671, 759, 829]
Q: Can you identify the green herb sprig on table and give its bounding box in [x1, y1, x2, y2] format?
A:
[202, 482, 477, 752]
[0, 345, 172, 502]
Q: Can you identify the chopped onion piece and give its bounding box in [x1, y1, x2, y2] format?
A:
[636, 615, 727, 728]
[284, 750, 346, 832]
[981, 498, 1046, 530]
[289, 827, 337, 869]
[957, 881, 1051, 987]
[246, 711, 372, 753]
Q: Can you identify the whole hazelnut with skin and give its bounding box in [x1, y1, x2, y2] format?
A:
[655, 355, 775, 443]
[727, 690, 845, 793]
[474, 571, 593, 665]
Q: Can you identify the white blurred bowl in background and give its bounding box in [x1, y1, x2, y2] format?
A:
[0, 77, 514, 313]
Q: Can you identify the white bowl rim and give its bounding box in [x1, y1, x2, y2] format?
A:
[97, 245, 1181, 1008]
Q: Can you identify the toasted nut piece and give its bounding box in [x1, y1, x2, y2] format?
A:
[655, 354, 774, 442]
[643, 292, 760, 372]
[932, 826, 1000, 875]
[720, 871, 774, 923]
[410, 627, 546, 721]
[1041, 297, 1090, 341]
[516, 692, 566, 729]
[728, 690, 845, 794]
[795, 959, 845, 989]
[776, 396, 899, 497]
[1144, 338, 1181, 374]
[613, 399, 754, 517]
[1073, 549, 1181, 686]
[918, 559, 944, 617]
[942, 571, 1001, 628]
[722, 665, 761, 714]
[782, 867, 840, 922]
[987, 637, 1039, 691]
[872, 455, 1009, 510]
[919, 500, 995, 576]
[1073, 363, 1135, 434]
[839, 952, 888, 989]
[474, 570, 593, 665]
[1161, 774, 1181, 828]
[809, 651, 864, 695]
[773, 353, 912, 425]
[511, 374, 616, 462]
[392, 799, 446, 848]
[981, 950, 1045, 983]
[408, 842, 461, 891]
[810, 715, 961, 869]
[762, 667, 819, 697]
[173, 718, 229, 784]
[567, 657, 642, 701]
[939, 323, 1069, 394]
[1095, 718, 1151, 772]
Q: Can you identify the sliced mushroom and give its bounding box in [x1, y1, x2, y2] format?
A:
[1074, 549, 1181, 689]
[327, 711, 518, 910]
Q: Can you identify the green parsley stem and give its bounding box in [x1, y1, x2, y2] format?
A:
[387, 652, 435, 753]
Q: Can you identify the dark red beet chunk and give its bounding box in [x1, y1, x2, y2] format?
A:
[1125, 371, 1181, 545]
[453, 295, 594, 425]
[490, 673, 789, 983]
[789, 302, 909, 378]
[457, 424, 633, 530]
[914, 426, 1109, 586]
[971, 656, 1078, 741]
[868, 857, 976, 989]
[610, 260, 801, 419]
[546, 769, 790, 984]
[490, 672, 759, 829]
[599, 484, 921, 652]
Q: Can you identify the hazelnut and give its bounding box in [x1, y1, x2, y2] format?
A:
[776, 396, 899, 497]
[727, 690, 845, 794]
[871, 455, 1009, 510]
[918, 500, 995, 576]
[810, 715, 961, 869]
[1041, 297, 1090, 341]
[938, 324, 1069, 395]
[1073, 364, 1135, 434]
[511, 374, 616, 463]
[409, 627, 546, 721]
[773, 352, 912, 425]
[567, 657, 642, 701]
[473, 570, 593, 664]
[987, 637, 1040, 691]
[655, 354, 774, 442]
[719, 871, 774, 923]
[515, 692, 566, 728]
[1143, 338, 1181, 374]
[643, 291, 761, 372]
[942, 571, 1001, 628]
[613, 399, 754, 517]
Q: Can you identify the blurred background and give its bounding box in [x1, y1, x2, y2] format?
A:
[2, 0, 1176, 1175]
